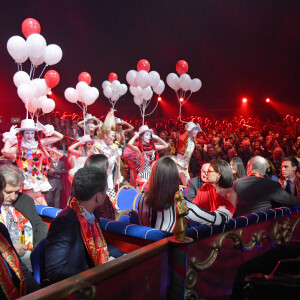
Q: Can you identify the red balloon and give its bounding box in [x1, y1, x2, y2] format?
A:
[137, 59, 150, 72]
[108, 72, 118, 83]
[22, 18, 41, 38]
[176, 60, 189, 75]
[78, 72, 92, 85]
[45, 70, 60, 88]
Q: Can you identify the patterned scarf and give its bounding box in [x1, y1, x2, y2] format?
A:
[0, 231, 26, 299]
[69, 198, 109, 266]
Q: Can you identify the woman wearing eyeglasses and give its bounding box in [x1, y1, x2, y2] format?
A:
[192, 160, 237, 214]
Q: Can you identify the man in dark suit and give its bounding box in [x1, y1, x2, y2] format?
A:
[233, 156, 300, 216]
[0, 165, 48, 270]
[186, 163, 209, 201]
[46, 166, 123, 284]
[44, 148, 66, 208]
[0, 172, 39, 298]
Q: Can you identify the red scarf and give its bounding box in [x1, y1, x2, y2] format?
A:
[248, 172, 264, 178]
[0, 231, 26, 299]
[137, 138, 159, 169]
[193, 183, 235, 214]
[69, 198, 109, 266]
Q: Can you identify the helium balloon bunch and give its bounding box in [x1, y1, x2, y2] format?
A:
[166, 60, 202, 121]
[64, 72, 100, 124]
[102, 73, 128, 108]
[126, 59, 165, 125]
[7, 18, 63, 118]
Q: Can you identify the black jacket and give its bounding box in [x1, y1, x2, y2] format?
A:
[45, 206, 95, 283]
[13, 193, 48, 247]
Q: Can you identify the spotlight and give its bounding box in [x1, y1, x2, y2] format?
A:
[48, 91, 52, 96]
[242, 98, 247, 103]
[266, 98, 270, 103]
[157, 96, 162, 102]
[179, 97, 184, 103]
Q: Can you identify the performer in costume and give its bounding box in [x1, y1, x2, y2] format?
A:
[2, 119, 63, 205]
[115, 118, 134, 147]
[78, 113, 101, 138]
[127, 125, 168, 188]
[91, 109, 122, 208]
[176, 122, 209, 186]
[68, 135, 94, 158]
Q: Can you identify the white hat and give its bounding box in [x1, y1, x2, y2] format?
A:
[80, 135, 94, 144]
[138, 125, 153, 136]
[185, 122, 202, 132]
[85, 113, 94, 121]
[19, 119, 38, 131]
[115, 118, 122, 124]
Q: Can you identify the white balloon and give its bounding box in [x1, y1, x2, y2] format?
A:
[17, 83, 33, 102]
[25, 100, 37, 114]
[29, 55, 44, 66]
[190, 78, 202, 93]
[26, 34, 47, 59]
[83, 87, 97, 106]
[126, 70, 137, 86]
[111, 80, 120, 93]
[166, 73, 180, 91]
[119, 84, 128, 96]
[136, 70, 150, 89]
[111, 92, 120, 102]
[134, 96, 143, 106]
[7, 36, 28, 63]
[102, 80, 111, 89]
[90, 87, 99, 100]
[31, 96, 44, 109]
[64, 87, 78, 103]
[130, 85, 142, 97]
[13, 71, 30, 88]
[31, 78, 47, 98]
[179, 74, 191, 91]
[76, 81, 89, 98]
[42, 98, 55, 113]
[149, 71, 160, 88]
[103, 86, 112, 98]
[142, 86, 153, 101]
[153, 80, 165, 95]
[43, 44, 63, 65]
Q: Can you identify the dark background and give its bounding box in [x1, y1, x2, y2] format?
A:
[1, 0, 300, 123]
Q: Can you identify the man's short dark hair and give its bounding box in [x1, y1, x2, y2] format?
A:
[282, 156, 299, 169]
[73, 166, 107, 201]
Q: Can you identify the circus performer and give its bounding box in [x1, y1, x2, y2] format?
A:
[2, 119, 63, 205]
[91, 109, 123, 205]
[176, 122, 208, 186]
[128, 125, 168, 188]
[68, 135, 94, 158]
[115, 118, 134, 147]
[78, 113, 101, 138]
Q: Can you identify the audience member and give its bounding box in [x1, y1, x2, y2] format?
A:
[279, 156, 299, 196]
[230, 157, 246, 180]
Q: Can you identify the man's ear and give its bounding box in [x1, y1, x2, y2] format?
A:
[95, 191, 105, 207]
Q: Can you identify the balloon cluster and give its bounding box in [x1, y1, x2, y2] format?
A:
[126, 59, 165, 124]
[6, 18, 63, 116]
[64, 72, 99, 106]
[166, 60, 202, 121]
[102, 73, 128, 108]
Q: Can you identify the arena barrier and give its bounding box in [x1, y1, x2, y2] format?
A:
[19, 205, 300, 299]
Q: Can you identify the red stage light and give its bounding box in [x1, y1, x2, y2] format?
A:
[48, 91, 53, 96]
[157, 96, 162, 102]
[266, 98, 270, 103]
[179, 97, 184, 103]
[242, 98, 247, 103]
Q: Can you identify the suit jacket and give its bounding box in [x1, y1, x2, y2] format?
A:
[186, 177, 204, 202]
[47, 160, 66, 191]
[233, 176, 300, 216]
[13, 193, 48, 247]
[45, 206, 95, 283]
[279, 176, 300, 197]
[0, 223, 39, 298]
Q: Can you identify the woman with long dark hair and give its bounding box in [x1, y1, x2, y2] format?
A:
[138, 156, 231, 232]
[230, 157, 247, 180]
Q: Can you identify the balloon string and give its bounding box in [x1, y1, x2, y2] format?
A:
[29, 63, 33, 79]
[144, 100, 158, 117]
[39, 64, 48, 78]
[31, 66, 36, 79]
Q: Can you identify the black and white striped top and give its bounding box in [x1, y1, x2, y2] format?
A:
[137, 194, 231, 232]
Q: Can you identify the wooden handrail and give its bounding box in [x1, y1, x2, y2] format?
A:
[19, 238, 170, 300]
